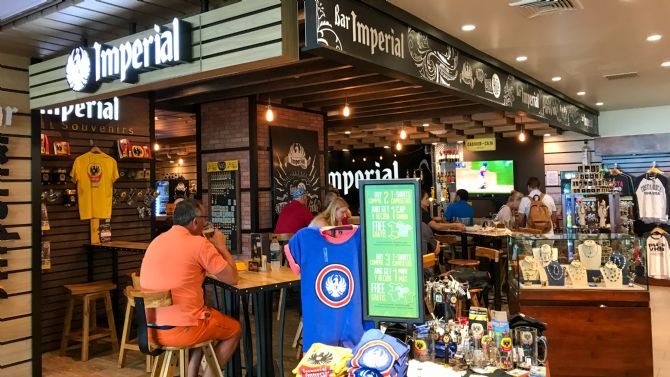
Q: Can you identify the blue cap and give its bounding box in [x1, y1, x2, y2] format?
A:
[292, 187, 306, 199]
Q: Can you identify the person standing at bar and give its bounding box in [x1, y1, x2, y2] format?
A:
[140, 199, 240, 377]
[517, 176, 557, 234]
[275, 187, 314, 234]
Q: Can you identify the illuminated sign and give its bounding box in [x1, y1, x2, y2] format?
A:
[465, 137, 496, 151]
[40, 97, 119, 122]
[65, 18, 192, 93]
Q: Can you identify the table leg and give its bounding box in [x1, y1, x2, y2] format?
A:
[461, 233, 468, 259]
[493, 260, 501, 311]
[87, 245, 94, 282]
[277, 288, 287, 377]
[223, 289, 242, 377]
[112, 249, 119, 319]
[253, 291, 275, 377]
[241, 294, 253, 377]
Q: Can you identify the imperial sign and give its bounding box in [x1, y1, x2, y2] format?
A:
[65, 18, 192, 93]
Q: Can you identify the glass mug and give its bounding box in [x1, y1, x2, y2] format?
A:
[412, 330, 435, 362]
[512, 327, 547, 369]
[202, 221, 216, 239]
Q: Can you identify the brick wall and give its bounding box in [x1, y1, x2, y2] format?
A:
[199, 99, 325, 254]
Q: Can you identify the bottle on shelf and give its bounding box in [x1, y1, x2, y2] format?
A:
[581, 141, 592, 166]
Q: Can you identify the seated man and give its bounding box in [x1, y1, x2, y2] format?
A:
[444, 189, 475, 226]
[141, 199, 240, 377]
[421, 190, 465, 232]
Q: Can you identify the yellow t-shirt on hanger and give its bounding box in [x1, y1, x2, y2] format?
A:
[70, 151, 119, 220]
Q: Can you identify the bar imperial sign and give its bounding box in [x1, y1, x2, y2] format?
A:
[65, 18, 192, 93]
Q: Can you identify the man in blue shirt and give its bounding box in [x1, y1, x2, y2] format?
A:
[444, 189, 474, 225]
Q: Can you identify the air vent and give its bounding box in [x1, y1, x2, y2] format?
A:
[511, 0, 583, 18]
[604, 72, 639, 81]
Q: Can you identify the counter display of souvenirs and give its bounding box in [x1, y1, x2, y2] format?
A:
[508, 233, 647, 292]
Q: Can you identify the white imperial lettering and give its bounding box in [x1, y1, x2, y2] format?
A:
[349, 10, 404, 59]
[40, 97, 119, 122]
[328, 160, 399, 195]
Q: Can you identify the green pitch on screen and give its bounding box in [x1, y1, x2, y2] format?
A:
[364, 184, 420, 319]
[470, 160, 514, 185]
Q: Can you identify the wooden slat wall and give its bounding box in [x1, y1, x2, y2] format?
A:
[156, 154, 197, 184]
[28, 0, 298, 109]
[40, 96, 151, 352]
[0, 52, 33, 376]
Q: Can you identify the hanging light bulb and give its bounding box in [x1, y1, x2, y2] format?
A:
[153, 143, 160, 152]
[518, 126, 526, 142]
[178, 158, 184, 166]
[400, 128, 407, 140]
[396, 141, 402, 151]
[266, 97, 274, 122]
[342, 97, 351, 117]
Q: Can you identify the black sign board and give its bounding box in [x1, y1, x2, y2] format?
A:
[304, 0, 598, 136]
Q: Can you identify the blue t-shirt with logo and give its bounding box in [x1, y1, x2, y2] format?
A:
[288, 226, 368, 350]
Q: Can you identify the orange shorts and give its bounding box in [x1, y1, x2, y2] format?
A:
[151, 308, 241, 348]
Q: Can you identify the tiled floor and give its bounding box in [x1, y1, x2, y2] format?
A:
[43, 286, 670, 377]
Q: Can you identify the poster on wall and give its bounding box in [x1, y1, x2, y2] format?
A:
[271, 127, 321, 223]
[359, 179, 423, 323]
[328, 145, 432, 213]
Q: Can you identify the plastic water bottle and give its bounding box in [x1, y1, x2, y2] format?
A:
[581, 141, 592, 166]
[270, 237, 281, 271]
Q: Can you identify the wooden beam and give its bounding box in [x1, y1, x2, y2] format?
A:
[483, 117, 515, 127]
[275, 76, 397, 103]
[471, 112, 505, 121]
[328, 99, 474, 120]
[320, 92, 454, 112]
[283, 81, 415, 106]
[302, 87, 430, 109]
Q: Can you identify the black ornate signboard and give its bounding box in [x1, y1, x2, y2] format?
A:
[304, 0, 598, 136]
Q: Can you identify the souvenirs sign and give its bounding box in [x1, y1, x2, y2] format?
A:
[304, 0, 598, 135]
[360, 179, 423, 322]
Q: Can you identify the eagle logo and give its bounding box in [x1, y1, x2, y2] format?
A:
[315, 264, 354, 308]
[307, 351, 333, 365]
[350, 341, 398, 375]
[65, 47, 93, 92]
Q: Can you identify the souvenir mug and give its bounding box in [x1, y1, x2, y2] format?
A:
[412, 330, 435, 362]
[512, 327, 547, 369]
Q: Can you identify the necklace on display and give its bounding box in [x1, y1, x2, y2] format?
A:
[545, 262, 564, 281]
[581, 241, 596, 258]
[521, 256, 539, 281]
[540, 244, 552, 266]
[610, 252, 626, 269]
[602, 262, 622, 283]
[568, 261, 586, 282]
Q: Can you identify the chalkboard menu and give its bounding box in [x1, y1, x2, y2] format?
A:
[207, 160, 241, 254]
[360, 179, 423, 322]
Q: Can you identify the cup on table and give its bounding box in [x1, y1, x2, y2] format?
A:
[454, 217, 472, 226]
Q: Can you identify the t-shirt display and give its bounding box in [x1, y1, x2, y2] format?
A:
[347, 329, 409, 377]
[646, 232, 670, 279]
[70, 151, 119, 220]
[605, 171, 637, 197]
[634, 173, 670, 224]
[286, 226, 368, 350]
[293, 343, 353, 377]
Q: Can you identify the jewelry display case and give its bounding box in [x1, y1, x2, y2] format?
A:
[508, 233, 653, 377]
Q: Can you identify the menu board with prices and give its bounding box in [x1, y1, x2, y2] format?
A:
[360, 179, 423, 322]
[207, 160, 241, 254]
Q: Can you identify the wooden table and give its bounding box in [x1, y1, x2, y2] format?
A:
[85, 241, 149, 316]
[205, 267, 300, 377]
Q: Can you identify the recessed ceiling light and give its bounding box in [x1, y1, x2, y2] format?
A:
[516, 56, 528, 62]
[647, 34, 662, 42]
[432, 142, 438, 145]
[595, 102, 604, 106]
[577, 91, 586, 96]
[457, 140, 463, 144]
[384, 145, 390, 149]
[342, 148, 349, 152]
[461, 24, 476, 31]
[344, 131, 351, 134]
[551, 76, 562, 82]
[544, 133, 551, 137]
[661, 61, 670, 67]
[422, 123, 430, 127]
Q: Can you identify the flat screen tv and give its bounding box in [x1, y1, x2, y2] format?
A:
[455, 160, 515, 195]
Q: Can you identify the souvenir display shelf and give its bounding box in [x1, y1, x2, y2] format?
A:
[508, 233, 653, 376]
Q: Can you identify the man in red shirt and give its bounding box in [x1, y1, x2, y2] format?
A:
[141, 199, 240, 377]
[275, 187, 314, 234]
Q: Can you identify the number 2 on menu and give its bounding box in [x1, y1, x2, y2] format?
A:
[383, 192, 389, 203]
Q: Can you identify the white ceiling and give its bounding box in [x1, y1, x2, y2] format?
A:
[389, 0, 670, 111]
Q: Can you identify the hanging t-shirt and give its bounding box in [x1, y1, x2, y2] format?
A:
[646, 233, 670, 279]
[605, 172, 637, 197]
[634, 174, 669, 224]
[286, 226, 368, 350]
[70, 151, 119, 220]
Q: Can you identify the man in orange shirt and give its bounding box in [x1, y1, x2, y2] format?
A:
[140, 199, 240, 377]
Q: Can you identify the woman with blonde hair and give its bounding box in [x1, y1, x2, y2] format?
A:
[310, 197, 350, 228]
[495, 190, 524, 227]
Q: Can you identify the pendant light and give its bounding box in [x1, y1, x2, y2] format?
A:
[396, 141, 403, 151]
[342, 97, 351, 117]
[400, 128, 407, 140]
[266, 97, 274, 122]
[153, 143, 160, 152]
[518, 126, 526, 142]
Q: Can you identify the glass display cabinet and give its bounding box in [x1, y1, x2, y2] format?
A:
[507, 232, 653, 377]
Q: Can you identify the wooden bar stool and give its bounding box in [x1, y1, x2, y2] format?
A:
[60, 281, 119, 361]
[448, 259, 480, 271]
[132, 289, 224, 377]
[118, 273, 152, 372]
